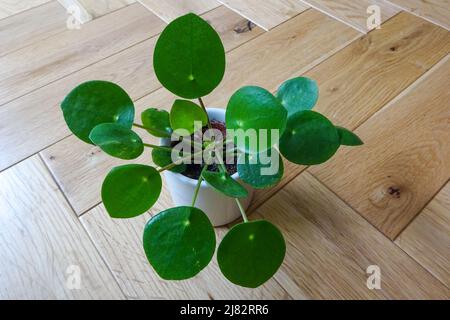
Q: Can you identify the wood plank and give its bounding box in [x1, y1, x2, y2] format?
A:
[137, 0, 220, 23]
[41, 9, 360, 215]
[217, 0, 309, 31]
[255, 172, 449, 299]
[57, 0, 135, 24]
[80, 188, 290, 299]
[396, 181, 450, 287]
[251, 12, 450, 211]
[386, 0, 450, 30]
[0, 0, 51, 19]
[0, 3, 164, 107]
[0, 155, 124, 299]
[0, 1, 67, 57]
[310, 55, 450, 239]
[299, 0, 400, 33]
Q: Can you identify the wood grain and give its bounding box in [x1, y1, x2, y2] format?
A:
[57, 0, 135, 23]
[386, 0, 450, 30]
[0, 155, 124, 299]
[0, 1, 67, 57]
[80, 188, 291, 299]
[0, 0, 51, 19]
[396, 181, 450, 287]
[137, 0, 220, 23]
[0, 3, 164, 107]
[251, 12, 450, 212]
[255, 172, 450, 299]
[0, 4, 169, 172]
[41, 9, 360, 215]
[299, 0, 400, 33]
[310, 55, 450, 239]
[217, 0, 309, 31]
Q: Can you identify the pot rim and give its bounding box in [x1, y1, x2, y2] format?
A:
[162, 107, 240, 187]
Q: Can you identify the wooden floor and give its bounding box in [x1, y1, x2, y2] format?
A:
[0, 0, 449, 300]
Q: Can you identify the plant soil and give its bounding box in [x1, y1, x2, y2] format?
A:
[174, 120, 237, 180]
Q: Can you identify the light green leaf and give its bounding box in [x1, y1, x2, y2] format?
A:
[170, 99, 208, 135]
[61, 81, 134, 144]
[277, 77, 319, 116]
[143, 206, 216, 280]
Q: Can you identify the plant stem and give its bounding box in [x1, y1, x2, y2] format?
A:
[191, 166, 207, 207]
[133, 123, 147, 130]
[157, 149, 204, 173]
[235, 199, 249, 223]
[198, 97, 212, 130]
[143, 143, 172, 151]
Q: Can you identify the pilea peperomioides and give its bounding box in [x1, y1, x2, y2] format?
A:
[60, 13, 363, 288]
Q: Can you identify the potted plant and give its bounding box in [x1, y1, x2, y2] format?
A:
[60, 13, 363, 289]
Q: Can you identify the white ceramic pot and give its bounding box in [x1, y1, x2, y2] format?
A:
[162, 108, 254, 227]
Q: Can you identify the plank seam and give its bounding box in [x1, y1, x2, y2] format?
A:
[384, 0, 450, 31]
[304, 172, 450, 292]
[0, 0, 53, 21]
[0, 3, 160, 109]
[36, 153, 128, 299]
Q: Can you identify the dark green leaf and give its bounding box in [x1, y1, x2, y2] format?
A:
[170, 100, 208, 135]
[153, 13, 225, 99]
[151, 148, 186, 173]
[336, 126, 364, 146]
[202, 170, 248, 198]
[226, 86, 287, 154]
[89, 123, 143, 160]
[280, 111, 340, 165]
[277, 77, 319, 116]
[141, 108, 172, 138]
[102, 164, 162, 218]
[237, 148, 284, 189]
[61, 81, 134, 144]
[218, 220, 286, 288]
[143, 206, 216, 280]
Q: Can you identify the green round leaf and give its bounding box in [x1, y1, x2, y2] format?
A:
[336, 126, 364, 146]
[237, 148, 284, 189]
[89, 123, 144, 160]
[143, 206, 216, 280]
[141, 108, 172, 138]
[280, 111, 340, 165]
[226, 86, 287, 154]
[202, 170, 248, 198]
[61, 81, 134, 144]
[102, 165, 162, 218]
[153, 13, 225, 99]
[218, 220, 286, 288]
[170, 100, 208, 135]
[277, 77, 319, 117]
[152, 148, 186, 173]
